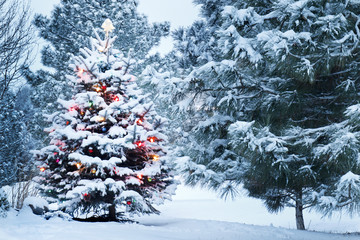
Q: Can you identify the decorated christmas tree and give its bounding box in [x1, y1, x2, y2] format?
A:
[33, 19, 177, 222]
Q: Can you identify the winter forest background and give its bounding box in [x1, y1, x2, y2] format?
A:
[1, 0, 360, 239]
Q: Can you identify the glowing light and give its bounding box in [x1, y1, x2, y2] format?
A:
[148, 137, 157, 143]
[126, 201, 132, 205]
[77, 68, 85, 77]
[69, 106, 77, 112]
[76, 163, 82, 169]
[89, 148, 94, 153]
[152, 155, 159, 161]
[96, 116, 106, 122]
[137, 174, 143, 179]
[135, 141, 143, 147]
[113, 95, 120, 102]
[91, 168, 96, 174]
[66, 121, 70, 125]
[56, 159, 60, 163]
[40, 167, 46, 172]
[102, 85, 107, 90]
[136, 119, 143, 125]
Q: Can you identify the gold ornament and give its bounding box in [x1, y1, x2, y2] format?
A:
[101, 19, 115, 36]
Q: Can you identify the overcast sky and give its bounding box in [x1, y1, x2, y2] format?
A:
[30, 0, 200, 56]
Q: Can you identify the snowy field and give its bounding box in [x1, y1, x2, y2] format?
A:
[1, 184, 359, 240]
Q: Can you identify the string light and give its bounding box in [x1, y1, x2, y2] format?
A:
[135, 141, 143, 147]
[76, 163, 82, 169]
[91, 168, 96, 174]
[151, 155, 159, 161]
[113, 95, 120, 102]
[96, 116, 106, 122]
[40, 167, 46, 172]
[69, 106, 77, 112]
[147, 137, 157, 143]
[136, 119, 143, 125]
[137, 174, 143, 179]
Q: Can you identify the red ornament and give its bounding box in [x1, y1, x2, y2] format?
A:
[126, 201, 132, 205]
[102, 85, 107, 90]
[88, 148, 94, 153]
[66, 120, 70, 125]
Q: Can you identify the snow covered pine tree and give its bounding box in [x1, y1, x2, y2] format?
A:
[33, 19, 177, 222]
[144, 0, 360, 230]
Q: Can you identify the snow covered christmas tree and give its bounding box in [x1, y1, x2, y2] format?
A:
[33, 19, 177, 221]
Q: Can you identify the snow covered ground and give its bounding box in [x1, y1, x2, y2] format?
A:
[1, 184, 359, 240]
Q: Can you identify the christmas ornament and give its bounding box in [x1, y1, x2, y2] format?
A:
[126, 200, 132, 205]
[88, 147, 94, 153]
[102, 126, 107, 132]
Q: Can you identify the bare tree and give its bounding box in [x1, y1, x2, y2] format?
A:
[0, 0, 34, 100]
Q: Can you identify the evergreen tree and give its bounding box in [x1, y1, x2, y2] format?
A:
[143, 0, 360, 229]
[33, 20, 177, 221]
[0, 189, 9, 218]
[26, 0, 170, 143]
[0, 90, 35, 189]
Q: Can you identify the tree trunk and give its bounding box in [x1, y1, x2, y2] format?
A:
[108, 204, 116, 221]
[295, 191, 305, 230]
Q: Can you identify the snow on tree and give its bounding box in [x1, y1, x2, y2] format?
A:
[33, 20, 177, 222]
[25, 0, 170, 144]
[0, 189, 9, 218]
[142, 0, 360, 230]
